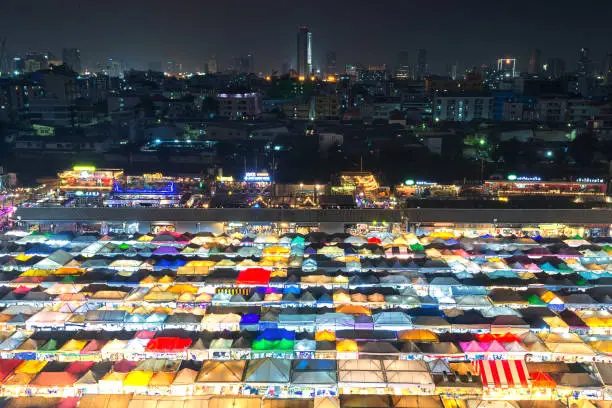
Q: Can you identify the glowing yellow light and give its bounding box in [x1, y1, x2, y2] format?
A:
[310, 76, 316, 81]
[506, 59, 511, 64]
[73, 166, 96, 172]
[298, 76, 305, 82]
[265, 76, 271, 81]
[327, 75, 336, 83]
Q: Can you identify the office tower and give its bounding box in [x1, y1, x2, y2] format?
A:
[415, 49, 428, 79]
[62, 48, 81, 74]
[544, 57, 565, 79]
[497, 58, 517, 78]
[166, 59, 177, 75]
[326, 51, 337, 75]
[577, 47, 591, 76]
[297, 26, 312, 76]
[0, 37, 7, 74]
[395, 51, 411, 79]
[528, 49, 542, 75]
[207, 56, 218, 74]
[605, 53, 612, 84]
[444, 62, 458, 80]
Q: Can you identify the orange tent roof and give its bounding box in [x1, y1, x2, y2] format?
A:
[531, 372, 556, 388]
[398, 329, 439, 342]
[335, 304, 371, 315]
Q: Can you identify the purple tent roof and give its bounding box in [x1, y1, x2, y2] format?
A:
[153, 246, 180, 256]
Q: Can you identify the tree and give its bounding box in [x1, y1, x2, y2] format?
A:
[569, 132, 597, 167]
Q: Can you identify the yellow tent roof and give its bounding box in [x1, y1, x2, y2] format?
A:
[123, 370, 154, 387]
[137, 235, 154, 242]
[139, 276, 158, 284]
[144, 291, 177, 302]
[262, 246, 290, 255]
[336, 339, 358, 352]
[16, 360, 47, 374]
[20, 269, 50, 277]
[542, 316, 569, 329]
[215, 259, 236, 267]
[168, 284, 198, 294]
[589, 340, 612, 354]
[315, 331, 336, 342]
[429, 231, 456, 240]
[541, 291, 561, 304]
[185, 260, 216, 268]
[59, 339, 88, 353]
[14, 254, 32, 262]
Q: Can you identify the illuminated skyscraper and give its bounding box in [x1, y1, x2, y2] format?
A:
[326, 51, 337, 75]
[62, 48, 81, 74]
[415, 49, 428, 79]
[297, 26, 312, 76]
[497, 58, 517, 78]
[528, 49, 542, 75]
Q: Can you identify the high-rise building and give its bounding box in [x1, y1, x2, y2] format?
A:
[577, 47, 591, 76]
[395, 51, 411, 79]
[544, 57, 565, 79]
[415, 49, 428, 79]
[0, 37, 8, 75]
[62, 48, 81, 74]
[445, 62, 458, 80]
[604, 53, 612, 84]
[528, 49, 542, 75]
[497, 58, 517, 78]
[326, 51, 337, 75]
[297, 26, 312, 76]
[207, 56, 218, 74]
[166, 59, 177, 75]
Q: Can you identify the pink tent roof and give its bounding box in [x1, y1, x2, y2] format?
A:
[80, 339, 106, 354]
[460, 340, 485, 353]
[486, 340, 508, 353]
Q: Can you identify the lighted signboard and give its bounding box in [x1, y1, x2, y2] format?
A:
[507, 174, 541, 182]
[405, 179, 437, 186]
[216, 176, 234, 182]
[244, 172, 271, 183]
[576, 177, 605, 183]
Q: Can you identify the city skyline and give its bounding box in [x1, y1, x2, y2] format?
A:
[2, 0, 612, 74]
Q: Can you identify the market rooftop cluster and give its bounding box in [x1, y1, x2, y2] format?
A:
[0, 227, 608, 407]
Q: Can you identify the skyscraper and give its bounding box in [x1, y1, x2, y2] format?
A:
[544, 57, 565, 79]
[326, 51, 337, 75]
[604, 53, 612, 84]
[395, 51, 411, 79]
[577, 47, 591, 76]
[207, 56, 218, 74]
[0, 37, 8, 74]
[528, 49, 542, 75]
[415, 49, 428, 79]
[62, 48, 81, 74]
[297, 26, 312, 76]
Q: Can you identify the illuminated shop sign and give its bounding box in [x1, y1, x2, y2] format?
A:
[404, 179, 437, 186]
[244, 172, 271, 182]
[507, 174, 541, 182]
[576, 177, 604, 183]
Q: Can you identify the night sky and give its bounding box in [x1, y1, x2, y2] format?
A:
[3, 0, 612, 74]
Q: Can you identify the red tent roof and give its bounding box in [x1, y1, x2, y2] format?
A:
[0, 360, 22, 382]
[236, 268, 271, 285]
[145, 337, 192, 353]
[476, 332, 520, 343]
[66, 361, 94, 375]
[367, 237, 382, 245]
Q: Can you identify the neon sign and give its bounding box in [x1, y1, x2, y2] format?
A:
[576, 178, 604, 183]
[244, 172, 271, 183]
